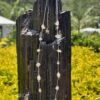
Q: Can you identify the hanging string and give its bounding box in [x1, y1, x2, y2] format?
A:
[54, 0, 62, 100]
[54, 45, 62, 100]
[42, 0, 49, 28]
[37, 0, 40, 16]
[36, 0, 49, 100]
[36, 0, 62, 100]
[56, 0, 59, 21]
[45, 5, 50, 34]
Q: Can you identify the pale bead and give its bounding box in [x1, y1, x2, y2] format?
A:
[26, 31, 32, 36]
[57, 72, 61, 78]
[39, 37, 43, 41]
[46, 29, 50, 34]
[57, 49, 62, 53]
[36, 62, 41, 68]
[56, 26, 59, 30]
[37, 49, 40, 53]
[55, 85, 59, 91]
[55, 20, 59, 26]
[37, 75, 41, 82]
[57, 61, 60, 65]
[38, 88, 42, 93]
[55, 34, 62, 39]
[41, 24, 46, 30]
[54, 98, 57, 100]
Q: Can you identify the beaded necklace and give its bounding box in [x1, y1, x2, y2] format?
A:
[36, 0, 62, 100]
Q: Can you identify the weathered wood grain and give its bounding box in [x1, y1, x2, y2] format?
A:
[16, 0, 71, 100]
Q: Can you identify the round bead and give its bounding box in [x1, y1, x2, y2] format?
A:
[57, 49, 62, 53]
[27, 31, 32, 36]
[55, 34, 62, 39]
[36, 62, 41, 68]
[37, 75, 41, 82]
[56, 26, 59, 30]
[38, 88, 42, 93]
[54, 98, 57, 100]
[37, 49, 40, 53]
[39, 37, 43, 41]
[57, 61, 60, 65]
[41, 24, 46, 30]
[57, 72, 61, 78]
[55, 85, 59, 91]
[46, 29, 50, 34]
[55, 20, 59, 26]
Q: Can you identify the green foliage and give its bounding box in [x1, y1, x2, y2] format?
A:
[72, 32, 100, 52]
[0, 0, 100, 28]
[0, 0, 33, 20]
[90, 0, 100, 16]
[6, 30, 16, 46]
[0, 1, 12, 18]
[62, 0, 100, 31]
[11, 0, 33, 20]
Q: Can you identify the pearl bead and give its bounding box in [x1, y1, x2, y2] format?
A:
[41, 24, 46, 30]
[55, 34, 62, 39]
[57, 49, 62, 53]
[55, 85, 59, 91]
[39, 37, 43, 41]
[55, 20, 59, 26]
[37, 49, 40, 53]
[57, 61, 60, 65]
[37, 75, 41, 82]
[57, 72, 61, 78]
[26, 31, 32, 36]
[54, 98, 57, 100]
[38, 88, 42, 93]
[56, 26, 59, 30]
[46, 29, 49, 34]
[36, 62, 41, 68]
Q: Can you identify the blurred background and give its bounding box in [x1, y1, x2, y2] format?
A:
[0, 0, 100, 100]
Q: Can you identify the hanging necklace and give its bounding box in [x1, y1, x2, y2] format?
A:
[45, 4, 50, 34]
[54, 0, 62, 100]
[36, 0, 62, 100]
[36, 0, 49, 99]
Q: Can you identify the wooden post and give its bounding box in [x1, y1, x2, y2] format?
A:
[16, 0, 71, 100]
[60, 11, 71, 100]
[0, 26, 3, 41]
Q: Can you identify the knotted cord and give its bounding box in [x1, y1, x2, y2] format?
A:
[36, 0, 49, 100]
[36, 0, 62, 100]
[54, 0, 62, 100]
